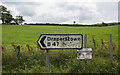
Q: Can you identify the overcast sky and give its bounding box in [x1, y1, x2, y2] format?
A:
[0, 0, 119, 24]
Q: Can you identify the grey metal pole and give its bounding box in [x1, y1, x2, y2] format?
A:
[84, 34, 88, 71]
[0, 45, 2, 74]
[109, 34, 112, 64]
[46, 49, 49, 72]
[84, 34, 87, 48]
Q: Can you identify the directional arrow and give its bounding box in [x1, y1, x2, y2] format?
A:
[40, 36, 46, 47]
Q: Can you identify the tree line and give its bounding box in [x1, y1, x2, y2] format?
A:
[0, 5, 25, 25]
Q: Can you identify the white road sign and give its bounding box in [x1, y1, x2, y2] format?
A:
[77, 48, 92, 59]
[37, 34, 83, 49]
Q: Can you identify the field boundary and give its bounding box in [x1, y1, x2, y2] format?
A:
[25, 23, 119, 27]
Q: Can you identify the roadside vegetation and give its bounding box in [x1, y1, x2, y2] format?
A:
[1, 25, 119, 73]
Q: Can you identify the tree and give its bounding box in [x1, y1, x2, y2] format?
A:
[0, 5, 25, 25]
[0, 5, 13, 24]
[102, 21, 108, 26]
[14, 16, 25, 25]
[4, 13, 13, 24]
[73, 21, 76, 24]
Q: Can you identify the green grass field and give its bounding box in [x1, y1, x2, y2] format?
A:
[1, 25, 119, 73]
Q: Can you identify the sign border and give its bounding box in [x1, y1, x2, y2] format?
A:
[37, 34, 83, 50]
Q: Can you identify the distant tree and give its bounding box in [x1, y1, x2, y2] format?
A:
[24, 23, 27, 25]
[0, 5, 13, 24]
[73, 21, 76, 24]
[102, 21, 108, 26]
[14, 16, 25, 25]
[102, 21, 105, 25]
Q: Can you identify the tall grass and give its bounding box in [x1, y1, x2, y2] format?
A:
[2, 39, 118, 73]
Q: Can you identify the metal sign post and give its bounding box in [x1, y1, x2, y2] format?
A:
[37, 34, 83, 72]
[109, 34, 112, 64]
[77, 48, 92, 72]
[84, 34, 87, 48]
[46, 49, 49, 72]
[77, 34, 92, 72]
[84, 34, 88, 70]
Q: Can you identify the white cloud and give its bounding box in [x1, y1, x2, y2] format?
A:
[1, 0, 120, 2]
[1, 0, 118, 24]
[34, 1, 101, 24]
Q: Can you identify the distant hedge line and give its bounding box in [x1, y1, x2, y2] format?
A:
[25, 22, 119, 27]
[0, 22, 119, 27]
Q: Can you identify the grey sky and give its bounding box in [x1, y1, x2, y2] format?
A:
[0, 0, 119, 24]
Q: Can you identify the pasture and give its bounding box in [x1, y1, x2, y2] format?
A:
[1, 25, 119, 73]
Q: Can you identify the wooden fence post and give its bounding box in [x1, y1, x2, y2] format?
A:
[16, 45, 20, 57]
